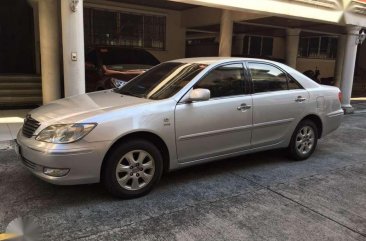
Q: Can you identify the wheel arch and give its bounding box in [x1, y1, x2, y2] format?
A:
[100, 131, 170, 181]
[300, 114, 323, 138]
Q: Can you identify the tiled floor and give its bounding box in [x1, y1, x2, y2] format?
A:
[0, 109, 31, 141]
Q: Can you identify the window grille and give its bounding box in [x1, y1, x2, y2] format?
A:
[298, 36, 338, 59]
[84, 8, 166, 50]
[243, 36, 274, 57]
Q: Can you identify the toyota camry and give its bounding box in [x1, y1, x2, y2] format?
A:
[16, 57, 343, 198]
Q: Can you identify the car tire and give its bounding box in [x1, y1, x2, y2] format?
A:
[288, 119, 318, 161]
[102, 139, 163, 198]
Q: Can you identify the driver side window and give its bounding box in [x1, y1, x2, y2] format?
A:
[194, 63, 246, 98]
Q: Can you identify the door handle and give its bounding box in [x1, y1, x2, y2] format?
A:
[237, 103, 251, 111]
[295, 96, 306, 102]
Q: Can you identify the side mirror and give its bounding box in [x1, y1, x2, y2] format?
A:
[185, 88, 210, 102]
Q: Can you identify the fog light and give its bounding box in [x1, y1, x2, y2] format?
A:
[43, 167, 70, 177]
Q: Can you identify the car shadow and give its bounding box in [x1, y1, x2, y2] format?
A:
[162, 149, 289, 184]
[32, 149, 290, 202]
[1, 145, 293, 209]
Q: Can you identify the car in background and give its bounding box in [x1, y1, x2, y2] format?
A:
[85, 46, 160, 92]
[17, 57, 343, 198]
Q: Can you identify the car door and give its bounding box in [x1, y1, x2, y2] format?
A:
[247, 62, 309, 148]
[175, 63, 253, 163]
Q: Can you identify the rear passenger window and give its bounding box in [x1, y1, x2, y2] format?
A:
[194, 63, 245, 98]
[248, 63, 288, 93]
[288, 76, 303, 90]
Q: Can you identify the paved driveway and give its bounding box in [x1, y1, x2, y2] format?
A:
[0, 112, 366, 241]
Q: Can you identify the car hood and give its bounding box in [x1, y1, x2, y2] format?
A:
[30, 90, 152, 124]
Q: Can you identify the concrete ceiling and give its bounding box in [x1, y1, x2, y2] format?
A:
[110, 0, 197, 10]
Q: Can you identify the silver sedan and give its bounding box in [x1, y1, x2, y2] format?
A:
[16, 57, 343, 198]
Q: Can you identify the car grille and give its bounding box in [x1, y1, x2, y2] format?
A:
[22, 115, 41, 138]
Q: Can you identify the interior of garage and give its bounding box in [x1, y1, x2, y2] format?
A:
[185, 18, 343, 83]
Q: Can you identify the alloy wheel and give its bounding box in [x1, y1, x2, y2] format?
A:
[295, 126, 315, 155]
[115, 150, 155, 191]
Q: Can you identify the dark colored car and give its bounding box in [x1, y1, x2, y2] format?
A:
[85, 46, 160, 92]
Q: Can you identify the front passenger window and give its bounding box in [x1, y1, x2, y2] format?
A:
[248, 63, 288, 93]
[194, 63, 245, 98]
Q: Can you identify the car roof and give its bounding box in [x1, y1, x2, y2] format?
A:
[168, 57, 279, 65]
[169, 57, 321, 89]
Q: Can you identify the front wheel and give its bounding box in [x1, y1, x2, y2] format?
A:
[102, 139, 163, 198]
[288, 120, 318, 161]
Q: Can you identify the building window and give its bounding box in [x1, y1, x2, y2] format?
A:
[243, 36, 273, 57]
[186, 37, 216, 46]
[84, 8, 166, 50]
[298, 36, 338, 59]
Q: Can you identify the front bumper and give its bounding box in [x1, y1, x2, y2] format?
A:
[16, 130, 111, 185]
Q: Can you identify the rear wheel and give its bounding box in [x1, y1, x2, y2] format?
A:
[102, 139, 163, 198]
[288, 120, 318, 160]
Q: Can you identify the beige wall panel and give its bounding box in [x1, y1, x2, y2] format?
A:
[297, 58, 336, 78]
[273, 37, 286, 59]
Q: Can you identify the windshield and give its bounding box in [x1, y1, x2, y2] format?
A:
[116, 62, 207, 100]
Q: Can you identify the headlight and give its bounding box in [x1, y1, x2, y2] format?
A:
[36, 123, 97, 144]
[111, 78, 127, 88]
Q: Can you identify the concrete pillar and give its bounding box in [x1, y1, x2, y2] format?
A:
[334, 35, 346, 88]
[38, 0, 61, 104]
[286, 28, 301, 69]
[340, 25, 362, 114]
[61, 0, 85, 97]
[218, 9, 233, 57]
[232, 35, 244, 56]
